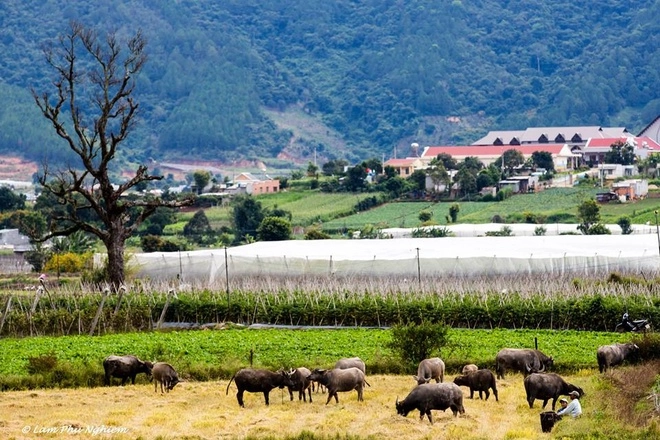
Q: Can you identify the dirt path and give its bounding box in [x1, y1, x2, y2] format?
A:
[0, 373, 596, 440]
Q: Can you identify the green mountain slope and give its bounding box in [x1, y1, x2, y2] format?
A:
[0, 0, 658, 167]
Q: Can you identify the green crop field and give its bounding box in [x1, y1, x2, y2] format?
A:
[322, 187, 660, 231]
[173, 190, 378, 231]
[0, 328, 635, 380]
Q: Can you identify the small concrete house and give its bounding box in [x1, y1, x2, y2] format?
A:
[612, 179, 649, 201]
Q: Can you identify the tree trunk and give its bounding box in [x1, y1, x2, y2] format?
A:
[105, 231, 125, 290]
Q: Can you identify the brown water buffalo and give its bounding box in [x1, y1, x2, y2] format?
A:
[308, 367, 369, 404]
[334, 357, 366, 373]
[523, 373, 583, 410]
[103, 355, 153, 386]
[597, 342, 639, 373]
[453, 369, 498, 401]
[225, 368, 294, 407]
[461, 364, 478, 375]
[413, 357, 445, 385]
[395, 383, 465, 424]
[495, 348, 553, 379]
[152, 362, 180, 393]
[287, 367, 313, 402]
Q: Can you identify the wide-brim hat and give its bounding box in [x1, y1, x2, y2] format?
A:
[560, 398, 568, 403]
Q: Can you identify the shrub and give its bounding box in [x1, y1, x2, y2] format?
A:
[27, 354, 58, 374]
[258, 216, 292, 241]
[305, 228, 331, 240]
[388, 322, 449, 367]
[617, 216, 633, 235]
[485, 226, 513, 236]
[534, 226, 547, 236]
[418, 210, 433, 223]
[411, 227, 452, 238]
[44, 252, 91, 273]
[449, 204, 460, 223]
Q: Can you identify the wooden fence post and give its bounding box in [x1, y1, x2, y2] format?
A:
[89, 288, 110, 336]
[0, 296, 13, 335]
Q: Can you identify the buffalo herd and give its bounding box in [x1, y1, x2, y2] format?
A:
[101, 339, 640, 424]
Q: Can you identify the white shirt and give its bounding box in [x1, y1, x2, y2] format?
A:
[557, 398, 582, 417]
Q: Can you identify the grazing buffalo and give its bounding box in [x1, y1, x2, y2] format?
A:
[453, 369, 498, 401]
[495, 348, 554, 379]
[152, 362, 180, 393]
[287, 367, 313, 402]
[597, 343, 639, 373]
[103, 355, 153, 386]
[523, 373, 583, 410]
[461, 364, 478, 375]
[225, 368, 294, 407]
[396, 383, 465, 424]
[335, 357, 366, 373]
[308, 367, 370, 404]
[413, 357, 445, 385]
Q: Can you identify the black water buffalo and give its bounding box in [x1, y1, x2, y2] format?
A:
[152, 362, 180, 393]
[225, 368, 294, 407]
[523, 373, 583, 410]
[453, 369, 498, 401]
[395, 383, 465, 424]
[495, 348, 554, 379]
[413, 357, 445, 385]
[103, 355, 153, 386]
[287, 367, 313, 402]
[308, 367, 370, 404]
[597, 342, 639, 373]
[461, 364, 478, 375]
[334, 357, 366, 373]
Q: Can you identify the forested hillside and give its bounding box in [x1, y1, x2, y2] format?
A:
[0, 0, 658, 169]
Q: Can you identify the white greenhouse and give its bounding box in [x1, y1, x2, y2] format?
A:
[132, 231, 660, 283]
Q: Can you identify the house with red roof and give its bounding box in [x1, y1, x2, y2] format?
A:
[420, 144, 579, 171]
[581, 136, 660, 165]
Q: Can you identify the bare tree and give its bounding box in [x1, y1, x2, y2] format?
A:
[32, 22, 192, 289]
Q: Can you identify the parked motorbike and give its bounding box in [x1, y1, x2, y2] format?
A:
[615, 312, 651, 332]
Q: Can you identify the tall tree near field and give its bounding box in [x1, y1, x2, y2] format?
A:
[32, 22, 192, 289]
[604, 140, 636, 165]
[577, 198, 602, 234]
[531, 151, 555, 172]
[231, 195, 265, 244]
[192, 170, 211, 194]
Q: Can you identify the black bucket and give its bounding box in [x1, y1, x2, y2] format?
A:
[540, 411, 561, 433]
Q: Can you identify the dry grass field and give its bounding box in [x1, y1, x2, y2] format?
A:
[0, 371, 619, 440]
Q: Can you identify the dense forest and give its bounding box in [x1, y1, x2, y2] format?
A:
[0, 0, 658, 170]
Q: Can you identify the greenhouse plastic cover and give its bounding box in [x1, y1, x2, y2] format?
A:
[132, 228, 660, 282]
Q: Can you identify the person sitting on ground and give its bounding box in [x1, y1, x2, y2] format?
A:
[557, 391, 582, 417]
[558, 397, 568, 412]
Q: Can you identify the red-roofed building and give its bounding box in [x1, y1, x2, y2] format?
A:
[420, 144, 579, 171]
[581, 136, 660, 165]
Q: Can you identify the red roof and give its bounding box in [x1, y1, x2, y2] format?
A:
[384, 158, 417, 166]
[422, 144, 567, 158]
[585, 136, 660, 149]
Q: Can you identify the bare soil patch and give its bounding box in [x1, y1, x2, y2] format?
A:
[0, 156, 38, 181]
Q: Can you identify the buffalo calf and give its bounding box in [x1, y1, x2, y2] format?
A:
[152, 362, 180, 393]
[453, 369, 498, 401]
